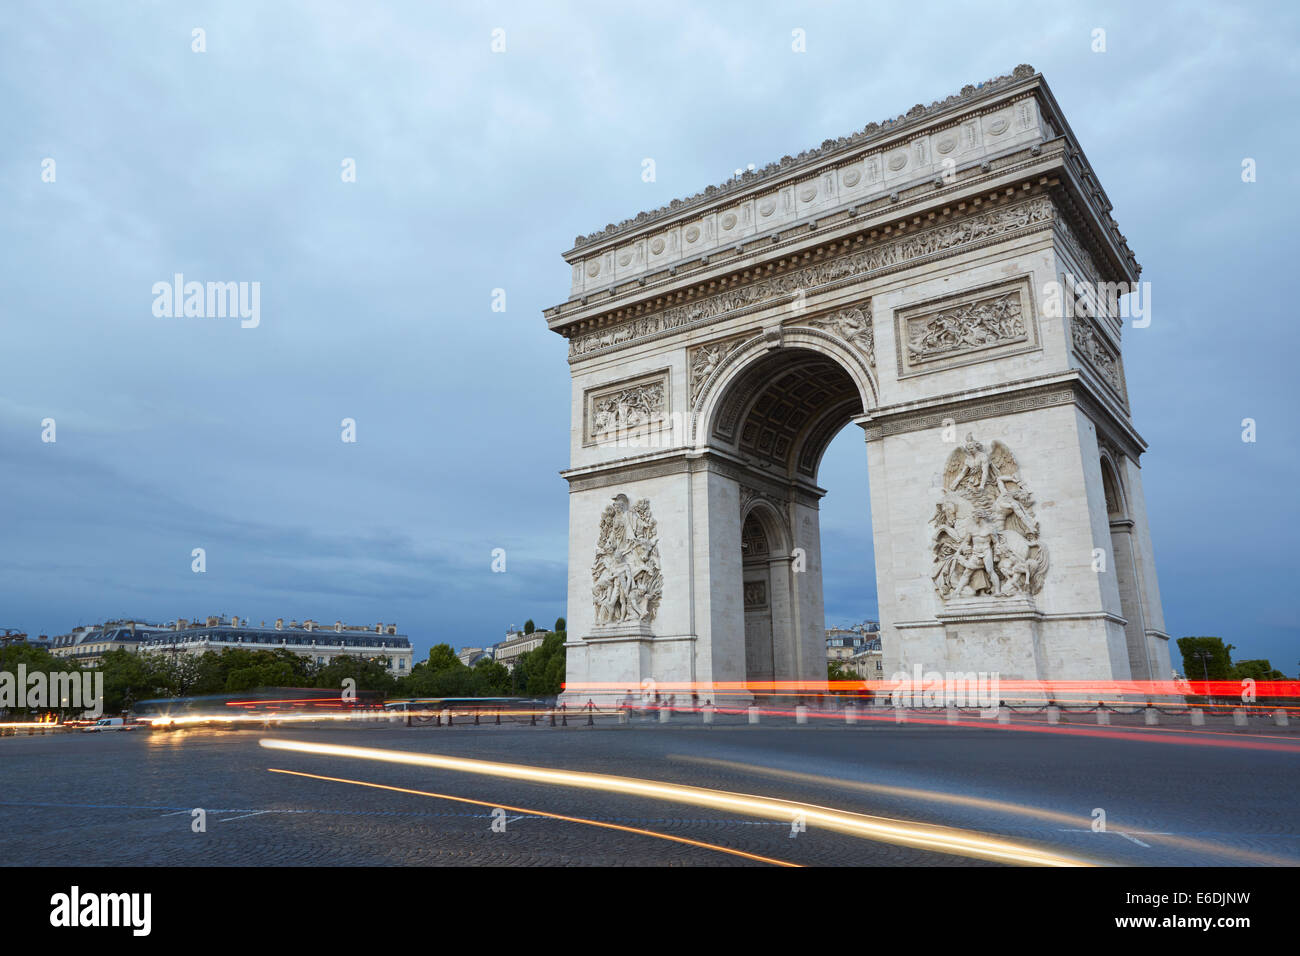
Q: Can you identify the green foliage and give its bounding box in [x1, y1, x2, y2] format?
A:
[425, 643, 461, 672]
[397, 643, 511, 699]
[523, 619, 535, 634]
[827, 660, 859, 682]
[554, 617, 566, 634]
[512, 632, 566, 697]
[1176, 637, 1235, 681]
[1232, 659, 1285, 681]
[472, 657, 512, 695]
[314, 655, 397, 695]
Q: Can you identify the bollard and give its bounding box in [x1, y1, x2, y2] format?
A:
[1046, 705, 1060, 726]
[1143, 707, 1159, 726]
[446, 710, 453, 727]
[495, 709, 501, 726]
[998, 706, 1011, 725]
[1096, 708, 1110, 726]
[894, 706, 907, 725]
[702, 704, 715, 725]
[1274, 708, 1290, 727]
[945, 705, 959, 725]
[617, 709, 629, 725]
[561, 704, 568, 727]
[659, 705, 670, 723]
[474, 710, 480, 726]
[845, 704, 857, 726]
[1232, 707, 1248, 728]
[530, 709, 537, 726]
[795, 705, 808, 725]
[549, 709, 556, 727]
[587, 704, 594, 727]
[1190, 708, 1204, 726]
[747, 705, 760, 725]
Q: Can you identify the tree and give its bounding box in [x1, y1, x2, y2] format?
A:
[554, 617, 566, 634]
[1232, 659, 1285, 681]
[524, 619, 535, 635]
[828, 660, 859, 682]
[314, 655, 397, 695]
[1176, 637, 1235, 683]
[425, 643, 461, 672]
[471, 657, 511, 696]
[514, 632, 565, 697]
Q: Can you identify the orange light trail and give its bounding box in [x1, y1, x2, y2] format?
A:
[668, 754, 1300, 867]
[267, 768, 800, 867]
[258, 738, 1092, 866]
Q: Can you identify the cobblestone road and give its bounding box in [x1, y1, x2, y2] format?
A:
[2, 715, 1296, 866]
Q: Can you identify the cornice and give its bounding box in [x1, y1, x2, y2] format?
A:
[567, 65, 1040, 253]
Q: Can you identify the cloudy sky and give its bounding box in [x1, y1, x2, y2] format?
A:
[2, 2, 1296, 672]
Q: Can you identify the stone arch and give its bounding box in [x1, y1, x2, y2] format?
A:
[691, 326, 877, 454]
[692, 329, 877, 483]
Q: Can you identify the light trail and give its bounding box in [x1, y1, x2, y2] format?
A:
[668, 754, 1300, 867]
[267, 768, 800, 866]
[258, 738, 1091, 866]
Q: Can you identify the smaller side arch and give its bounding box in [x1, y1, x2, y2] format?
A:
[1099, 452, 1129, 520]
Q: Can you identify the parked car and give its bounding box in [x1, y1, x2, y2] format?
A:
[82, 717, 132, 733]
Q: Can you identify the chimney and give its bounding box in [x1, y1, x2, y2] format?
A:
[305, 620, 314, 632]
[375, 622, 382, 634]
[205, 616, 218, 627]
[275, 618, 283, 630]
[177, 619, 189, 631]
[335, 621, 342, 632]
[386, 624, 397, 635]
[129, 621, 136, 636]
[232, 616, 240, 627]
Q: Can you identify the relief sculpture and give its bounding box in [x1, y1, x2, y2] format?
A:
[929, 436, 1049, 600]
[592, 494, 663, 625]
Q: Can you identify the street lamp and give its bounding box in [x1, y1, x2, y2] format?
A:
[1191, 649, 1214, 707]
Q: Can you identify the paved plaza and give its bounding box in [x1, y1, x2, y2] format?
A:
[2, 715, 1296, 867]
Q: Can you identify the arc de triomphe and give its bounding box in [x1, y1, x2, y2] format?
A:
[545, 66, 1172, 703]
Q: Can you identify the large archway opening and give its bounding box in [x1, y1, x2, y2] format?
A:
[706, 344, 875, 693]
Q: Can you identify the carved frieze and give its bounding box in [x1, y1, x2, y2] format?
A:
[930, 436, 1049, 601]
[895, 277, 1039, 377]
[689, 335, 751, 407]
[744, 580, 769, 609]
[568, 196, 1054, 359]
[592, 494, 662, 626]
[806, 302, 875, 367]
[584, 371, 668, 445]
[1070, 315, 1126, 403]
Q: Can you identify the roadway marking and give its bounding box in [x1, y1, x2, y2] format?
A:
[219, 810, 272, 822]
[269, 767, 801, 867]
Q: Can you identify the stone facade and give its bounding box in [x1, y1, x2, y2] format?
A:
[546, 67, 1171, 703]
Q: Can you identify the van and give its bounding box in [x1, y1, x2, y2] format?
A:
[83, 717, 129, 733]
